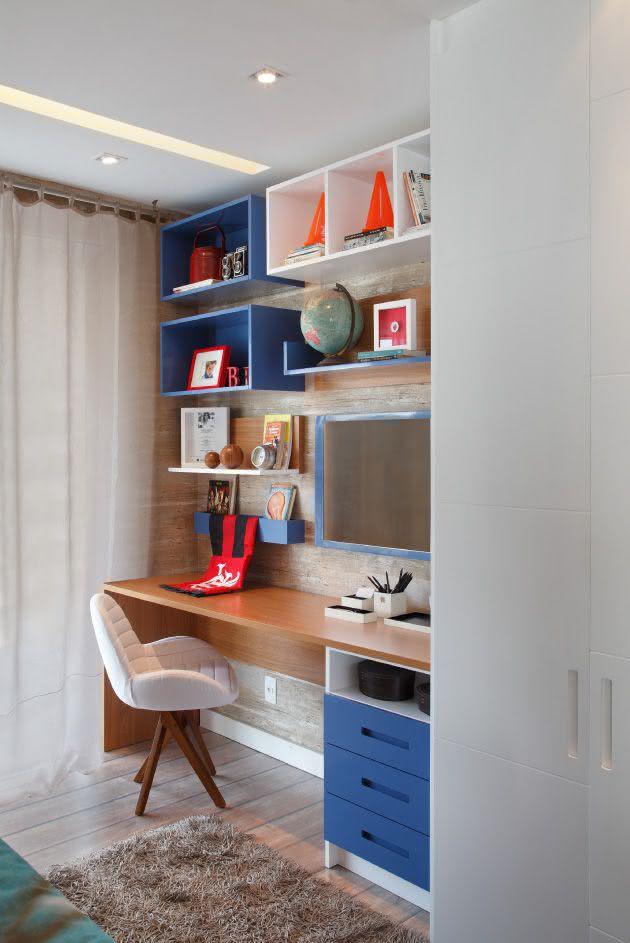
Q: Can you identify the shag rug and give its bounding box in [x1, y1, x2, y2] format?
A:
[48, 816, 426, 943]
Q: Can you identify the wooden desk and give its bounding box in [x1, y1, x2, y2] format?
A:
[102, 575, 431, 751]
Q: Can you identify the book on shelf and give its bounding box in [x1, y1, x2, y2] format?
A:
[262, 413, 293, 469]
[357, 348, 427, 362]
[403, 170, 431, 225]
[172, 277, 218, 293]
[264, 482, 297, 520]
[207, 477, 238, 515]
[402, 222, 429, 237]
[283, 243, 325, 265]
[343, 226, 393, 251]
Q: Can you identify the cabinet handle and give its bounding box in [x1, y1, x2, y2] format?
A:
[360, 726, 409, 751]
[601, 677, 613, 771]
[361, 777, 410, 804]
[568, 669, 579, 758]
[361, 829, 410, 859]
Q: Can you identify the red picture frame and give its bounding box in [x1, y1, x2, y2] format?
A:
[186, 345, 230, 391]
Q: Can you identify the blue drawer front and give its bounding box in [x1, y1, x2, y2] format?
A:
[324, 694, 430, 778]
[325, 743, 430, 835]
[325, 793, 430, 890]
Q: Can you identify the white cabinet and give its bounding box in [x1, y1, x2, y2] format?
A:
[590, 653, 630, 943]
[433, 740, 589, 943]
[435, 502, 589, 782]
[434, 242, 589, 512]
[591, 377, 630, 659]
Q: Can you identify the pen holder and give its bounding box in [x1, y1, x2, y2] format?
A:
[374, 592, 407, 618]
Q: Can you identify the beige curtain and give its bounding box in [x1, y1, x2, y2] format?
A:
[0, 190, 158, 800]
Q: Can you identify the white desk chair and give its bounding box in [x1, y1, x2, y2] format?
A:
[90, 592, 239, 815]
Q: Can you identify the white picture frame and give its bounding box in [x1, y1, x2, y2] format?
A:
[180, 407, 230, 468]
[373, 298, 417, 351]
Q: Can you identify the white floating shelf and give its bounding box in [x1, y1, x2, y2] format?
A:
[267, 130, 430, 283]
[269, 229, 430, 282]
[168, 466, 300, 476]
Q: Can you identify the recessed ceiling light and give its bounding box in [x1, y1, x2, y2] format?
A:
[251, 67, 284, 85]
[95, 153, 126, 166]
[0, 83, 268, 175]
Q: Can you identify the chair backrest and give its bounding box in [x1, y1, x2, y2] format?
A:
[90, 593, 160, 707]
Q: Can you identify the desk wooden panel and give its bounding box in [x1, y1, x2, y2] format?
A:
[102, 575, 431, 751]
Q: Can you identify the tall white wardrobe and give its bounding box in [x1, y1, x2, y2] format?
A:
[431, 1, 630, 941]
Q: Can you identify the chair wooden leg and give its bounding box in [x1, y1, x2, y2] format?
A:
[186, 710, 217, 775]
[162, 711, 226, 809]
[135, 718, 167, 816]
[133, 728, 170, 783]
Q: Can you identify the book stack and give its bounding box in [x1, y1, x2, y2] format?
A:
[172, 277, 217, 293]
[403, 170, 431, 228]
[357, 348, 427, 363]
[343, 226, 393, 251]
[283, 242, 325, 265]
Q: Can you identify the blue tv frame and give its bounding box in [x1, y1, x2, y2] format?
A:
[315, 411, 431, 561]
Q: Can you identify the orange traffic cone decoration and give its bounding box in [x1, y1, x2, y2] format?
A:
[363, 171, 393, 232]
[304, 192, 325, 246]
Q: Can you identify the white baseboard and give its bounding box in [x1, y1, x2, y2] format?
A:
[325, 840, 431, 911]
[200, 710, 324, 779]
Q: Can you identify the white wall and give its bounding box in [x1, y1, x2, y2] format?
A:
[431, 1, 591, 940]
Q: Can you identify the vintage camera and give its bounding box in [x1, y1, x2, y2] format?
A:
[221, 252, 233, 280]
[232, 245, 247, 278]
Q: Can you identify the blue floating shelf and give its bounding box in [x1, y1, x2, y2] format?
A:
[161, 195, 303, 306]
[283, 340, 431, 376]
[194, 512, 305, 545]
[161, 304, 305, 395]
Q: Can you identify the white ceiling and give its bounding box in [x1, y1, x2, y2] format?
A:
[0, 0, 477, 212]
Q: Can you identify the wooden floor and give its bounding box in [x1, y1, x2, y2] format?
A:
[1, 731, 430, 939]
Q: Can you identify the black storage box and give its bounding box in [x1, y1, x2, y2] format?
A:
[358, 659, 415, 702]
[416, 677, 430, 714]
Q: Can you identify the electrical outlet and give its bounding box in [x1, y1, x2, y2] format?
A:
[264, 675, 277, 705]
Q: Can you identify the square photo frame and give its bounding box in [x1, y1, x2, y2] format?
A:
[373, 298, 417, 351]
[187, 345, 230, 391]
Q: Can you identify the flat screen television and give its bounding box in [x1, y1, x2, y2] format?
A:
[315, 411, 431, 559]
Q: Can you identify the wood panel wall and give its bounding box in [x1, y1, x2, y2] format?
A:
[156, 259, 431, 750]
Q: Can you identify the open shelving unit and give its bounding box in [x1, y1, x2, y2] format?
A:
[326, 647, 430, 724]
[168, 415, 305, 476]
[194, 512, 305, 545]
[266, 130, 430, 282]
[283, 341, 431, 376]
[160, 304, 305, 396]
[160, 194, 303, 306]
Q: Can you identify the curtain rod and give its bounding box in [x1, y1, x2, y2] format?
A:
[0, 168, 183, 224]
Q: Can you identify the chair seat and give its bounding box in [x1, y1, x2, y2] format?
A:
[90, 592, 237, 814]
[129, 635, 238, 712]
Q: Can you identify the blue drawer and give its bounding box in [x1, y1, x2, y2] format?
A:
[324, 694, 430, 778]
[325, 792, 430, 890]
[325, 743, 430, 835]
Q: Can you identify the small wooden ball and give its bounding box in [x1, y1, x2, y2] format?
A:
[220, 444, 244, 469]
[204, 451, 221, 469]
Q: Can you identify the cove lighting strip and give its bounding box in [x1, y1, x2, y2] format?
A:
[0, 84, 268, 175]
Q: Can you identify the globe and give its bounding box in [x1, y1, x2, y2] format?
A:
[300, 284, 363, 362]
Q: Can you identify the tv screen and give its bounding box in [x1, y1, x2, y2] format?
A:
[316, 412, 430, 558]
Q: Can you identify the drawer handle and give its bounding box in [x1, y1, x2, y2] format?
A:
[361, 777, 410, 804]
[361, 829, 410, 859]
[360, 726, 409, 751]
